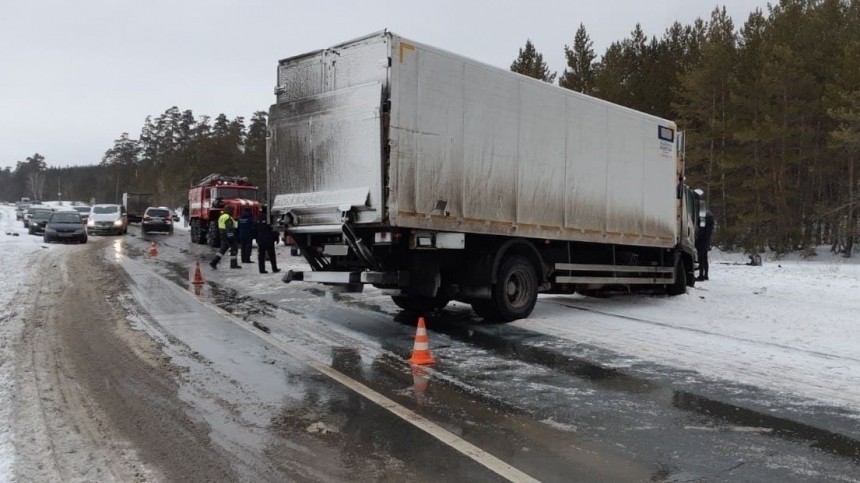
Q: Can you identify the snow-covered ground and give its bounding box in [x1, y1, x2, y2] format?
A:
[0, 205, 53, 480]
[525, 248, 860, 413]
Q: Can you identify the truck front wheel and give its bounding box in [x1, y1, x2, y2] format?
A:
[207, 223, 219, 248]
[473, 256, 538, 322]
[667, 258, 687, 296]
[191, 220, 207, 244]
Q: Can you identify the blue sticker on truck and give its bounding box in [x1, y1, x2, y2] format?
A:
[658, 125, 674, 142]
[658, 126, 675, 158]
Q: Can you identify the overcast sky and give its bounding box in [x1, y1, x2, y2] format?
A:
[0, 0, 771, 170]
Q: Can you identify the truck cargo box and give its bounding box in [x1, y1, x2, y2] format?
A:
[122, 192, 153, 223]
[269, 31, 680, 249]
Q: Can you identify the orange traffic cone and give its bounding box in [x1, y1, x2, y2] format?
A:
[411, 365, 429, 405]
[148, 241, 158, 256]
[192, 261, 205, 285]
[408, 317, 436, 365]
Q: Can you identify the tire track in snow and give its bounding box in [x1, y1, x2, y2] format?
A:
[553, 301, 860, 364]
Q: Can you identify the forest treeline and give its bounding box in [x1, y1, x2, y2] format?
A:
[2, 0, 858, 255]
[0, 108, 267, 209]
[510, 0, 860, 255]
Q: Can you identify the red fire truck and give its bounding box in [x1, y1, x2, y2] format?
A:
[188, 174, 262, 247]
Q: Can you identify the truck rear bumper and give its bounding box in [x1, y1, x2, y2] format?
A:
[283, 270, 409, 287]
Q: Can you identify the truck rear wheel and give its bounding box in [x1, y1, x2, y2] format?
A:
[474, 256, 538, 322]
[391, 295, 450, 314]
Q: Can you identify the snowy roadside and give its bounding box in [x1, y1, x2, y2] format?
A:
[521, 248, 860, 414]
[0, 205, 50, 480]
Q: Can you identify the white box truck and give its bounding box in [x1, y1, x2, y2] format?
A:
[122, 192, 153, 224]
[268, 31, 702, 321]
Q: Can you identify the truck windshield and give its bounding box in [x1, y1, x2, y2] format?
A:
[214, 188, 257, 200]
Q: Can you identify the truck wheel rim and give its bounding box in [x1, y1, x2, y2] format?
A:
[506, 271, 530, 308]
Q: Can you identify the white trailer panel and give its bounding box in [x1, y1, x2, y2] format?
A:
[388, 34, 678, 248]
[269, 32, 679, 249]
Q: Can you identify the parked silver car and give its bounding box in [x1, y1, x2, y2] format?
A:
[87, 204, 128, 235]
[15, 202, 31, 220]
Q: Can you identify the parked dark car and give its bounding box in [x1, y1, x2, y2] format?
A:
[23, 204, 52, 228]
[27, 208, 55, 235]
[141, 206, 174, 234]
[44, 211, 87, 243]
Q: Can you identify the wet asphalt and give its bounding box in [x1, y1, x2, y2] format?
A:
[113, 226, 860, 482]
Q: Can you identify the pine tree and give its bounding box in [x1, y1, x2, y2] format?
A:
[510, 40, 556, 83]
[101, 133, 141, 203]
[102, 133, 141, 167]
[559, 24, 596, 94]
[592, 41, 626, 105]
[0, 167, 14, 201]
[674, 8, 737, 247]
[591, 23, 669, 116]
[752, 0, 838, 252]
[724, 9, 770, 252]
[244, 111, 268, 191]
[827, 32, 860, 255]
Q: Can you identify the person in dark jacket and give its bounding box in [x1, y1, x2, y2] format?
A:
[238, 207, 255, 263]
[254, 212, 280, 274]
[696, 211, 715, 281]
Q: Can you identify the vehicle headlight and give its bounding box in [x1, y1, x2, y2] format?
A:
[113, 219, 123, 226]
[87, 219, 95, 226]
[45, 227, 55, 233]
